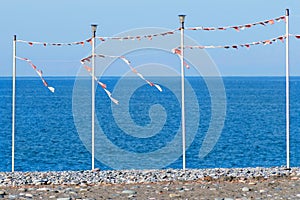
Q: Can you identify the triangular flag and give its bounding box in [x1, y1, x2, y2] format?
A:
[48, 87, 55, 93]
[268, 19, 275, 25]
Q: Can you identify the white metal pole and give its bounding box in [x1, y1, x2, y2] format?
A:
[179, 15, 186, 170]
[12, 35, 16, 172]
[91, 24, 97, 170]
[285, 9, 290, 169]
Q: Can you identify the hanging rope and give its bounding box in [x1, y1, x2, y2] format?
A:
[173, 35, 290, 51]
[174, 34, 300, 50]
[16, 30, 179, 47]
[96, 29, 178, 42]
[83, 65, 119, 105]
[80, 54, 163, 92]
[16, 57, 55, 93]
[16, 38, 91, 47]
[187, 16, 285, 32]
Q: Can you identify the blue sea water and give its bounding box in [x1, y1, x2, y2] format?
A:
[0, 76, 299, 172]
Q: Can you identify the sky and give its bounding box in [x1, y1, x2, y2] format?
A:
[0, 0, 299, 76]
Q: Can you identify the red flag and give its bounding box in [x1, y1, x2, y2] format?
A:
[149, 82, 154, 87]
[263, 40, 272, 45]
[232, 27, 240, 32]
[131, 68, 138, 73]
[42, 79, 48, 87]
[84, 66, 92, 72]
[98, 82, 106, 89]
[277, 36, 285, 42]
[183, 61, 190, 69]
[268, 19, 275, 25]
[172, 48, 181, 55]
[295, 35, 300, 39]
[30, 63, 37, 70]
[86, 38, 92, 45]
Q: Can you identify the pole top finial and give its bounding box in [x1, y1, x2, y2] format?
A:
[178, 15, 186, 23]
[286, 9, 289, 16]
[91, 24, 98, 32]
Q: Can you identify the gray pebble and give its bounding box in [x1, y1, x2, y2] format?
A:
[122, 190, 136, 194]
[169, 193, 181, 198]
[8, 195, 18, 199]
[36, 188, 50, 191]
[25, 193, 33, 198]
[242, 187, 250, 192]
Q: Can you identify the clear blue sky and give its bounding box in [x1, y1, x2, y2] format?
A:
[1, 0, 299, 76]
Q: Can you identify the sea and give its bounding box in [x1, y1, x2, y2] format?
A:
[0, 76, 299, 172]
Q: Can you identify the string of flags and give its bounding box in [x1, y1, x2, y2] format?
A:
[15, 14, 288, 47]
[15, 30, 178, 47]
[80, 54, 163, 104]
[95, 29, 178, 42]
[13, 12, 300, 102]
[14, 32, 299, 98]
[16, 57, 55, 93]
[16, 39, 91, 47]
[171, 48, 190, 69]
[187, 16, 286, 32]
[83, 65, 119, 105]
[174, 34, 300, 50]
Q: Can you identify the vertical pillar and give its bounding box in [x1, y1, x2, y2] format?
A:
[91, 24, 97, 170]
[178, 15, 186, 170]
[285, 9, 290, 169]
[12, 35, 16, 172]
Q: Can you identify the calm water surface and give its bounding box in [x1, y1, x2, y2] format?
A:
[0, 76, 299, 171]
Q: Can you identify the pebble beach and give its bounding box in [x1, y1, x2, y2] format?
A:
[0, 167, 300, 199]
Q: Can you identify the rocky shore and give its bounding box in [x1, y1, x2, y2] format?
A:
[0, 167, 300, 199]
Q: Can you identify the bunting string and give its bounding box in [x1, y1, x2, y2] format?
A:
[16, 57, 55, 93]
[80, 54, 163, 93]
[95, 29, 178, 42]
[16, 38, 92, 47]
[83, 65, 119, 105]
[14, 15, 289, 47]
[16, 29, 178, 47]
[187, 16, 285, 32]
[174, 35, 291, 50]
[171, 48, 190, 69]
